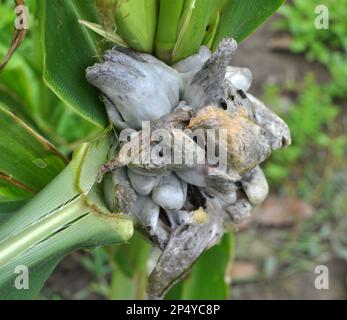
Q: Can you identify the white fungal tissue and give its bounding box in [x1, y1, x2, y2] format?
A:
[87, 38, 291, 299]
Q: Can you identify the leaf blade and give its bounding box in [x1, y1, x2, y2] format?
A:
[213, 0, 286, 50]
[40, 0, 108, 128]
[0, 106, 67, 199]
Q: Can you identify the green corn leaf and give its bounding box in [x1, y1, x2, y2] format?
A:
[172, 0, 215, 63]
[155, 0, 185, 63]
[0, 179, 30, 203]
[164, 279, 184, 300]
[114, 0, 159, 53]
[39, 0, 108, 128]
[0, 106, 67, 201]
[213, 0, 286, 50]
[0, 4, 100, 148]
[0, 201, 26, 214]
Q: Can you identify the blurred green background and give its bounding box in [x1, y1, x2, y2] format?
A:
[0, 0, 346, 299]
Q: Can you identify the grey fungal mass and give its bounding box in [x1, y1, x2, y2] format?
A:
[86, 38, 291, 299]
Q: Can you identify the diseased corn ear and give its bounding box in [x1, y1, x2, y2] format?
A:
[225, 66, 253, 92]
[183, 38, 238, 109]
[147, 215, 223, 299]
[152, 174, 187, 211]
[247, 93, 292, 150]
[131, 195, 160, 235]
[189, 106, 272, 176]
[86, 47, 183, 129]
[85, 38, 292, 298]
[226, 197, 252, 224]
[173, 46, 211, 73]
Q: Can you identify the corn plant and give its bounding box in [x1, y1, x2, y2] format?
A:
[0, 0, 286, 300]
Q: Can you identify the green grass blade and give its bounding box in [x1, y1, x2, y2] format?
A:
[114, 0, 159, 53]
[172, 0, 215, 63]
[213, 0, 286, 50]
[201, 0, 228, 49]
[0, 179, 31, 203]
[210, 0, 228, 17]
[113, 232, 151, 278]
[155, 0, 185, 63]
